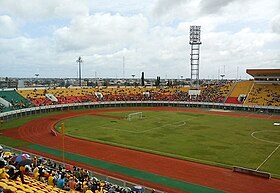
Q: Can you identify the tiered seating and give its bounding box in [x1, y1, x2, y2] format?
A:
[0, 177, 79, 193]
[17, 87, 192, 106]
[225, 80, 253, 104]
[0, 103, 6, 113]
[17, 84, 236, 106]
[18, 89, 47, 99]
[245, 84, 280, 106]
[0, 145, 146, 193]
[199, 81, 234, 103]
[11, 81, 279, 108]
[0, 90, 34, 112]
[18, 88, 98, 106]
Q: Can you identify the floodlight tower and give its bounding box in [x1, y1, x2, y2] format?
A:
[189, 26, 202, 86]
[76, 56, 83, 87]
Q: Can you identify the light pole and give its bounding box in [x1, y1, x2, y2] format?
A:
[189, 25, 202, 87]
[35, 73, 39, 86]
[131, 74, 135, 86]
[76, 56, 83, 87]
[220, 74, 225, 81]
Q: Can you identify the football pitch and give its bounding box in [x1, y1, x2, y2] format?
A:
[55, 109, 280, 177]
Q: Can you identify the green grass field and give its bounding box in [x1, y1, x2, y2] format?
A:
[54, 110, 280, 177]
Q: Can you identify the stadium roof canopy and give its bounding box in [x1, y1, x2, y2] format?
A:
[246, 69, 280, 77]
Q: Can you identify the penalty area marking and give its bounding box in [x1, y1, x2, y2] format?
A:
[256, 144, 280, 171]
[251, 130, 280, 145]
[98, 121, 187, 134]
[251, 130, 280, 171]
[140, 121, 186, 134]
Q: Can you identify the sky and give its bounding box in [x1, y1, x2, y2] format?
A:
[0, 0, 279, 79]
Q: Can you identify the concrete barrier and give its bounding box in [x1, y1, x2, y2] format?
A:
[233, 166, 271, 179]
[50, 129, 57, 136]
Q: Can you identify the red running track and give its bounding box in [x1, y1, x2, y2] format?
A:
[3, 107, 280, 193]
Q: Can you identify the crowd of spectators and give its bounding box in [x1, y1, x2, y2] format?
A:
[2, 81, 279, 111]
[199, 81, 233, 103]
[246, 84, 280, 106]
[21, 83, 233, 107]
[0, 99, 33, 113]
[0, 104, 4, 113]
[0, 145, 150, 193]
[0, 90, 34, 113]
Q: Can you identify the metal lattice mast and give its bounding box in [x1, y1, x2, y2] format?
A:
[189, 26, 202, 86]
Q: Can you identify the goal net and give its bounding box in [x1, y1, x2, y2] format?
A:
[127, 112, 143, 121]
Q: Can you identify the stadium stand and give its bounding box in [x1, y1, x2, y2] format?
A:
[244, 69, 280, 107]
[225, 80, 253, 104]
[0, 145, 149, 193]
[1, 75, 278, 109]
[18, 88, 98, 106]
[244, 84, 280, 106]
[16, 84, 237, 106]
[0, 90, 34, 112]
[200, 81, 234, 103]
[18, 87, 194, 106]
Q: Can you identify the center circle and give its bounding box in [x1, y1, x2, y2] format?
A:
[251, 130, 280, 145]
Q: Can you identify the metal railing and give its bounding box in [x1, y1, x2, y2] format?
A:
[1, 101, 279, 122]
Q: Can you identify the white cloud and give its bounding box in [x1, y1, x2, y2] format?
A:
[0, 0, 89, 21]
[199, 0, 236, 15]
[0, 15, 18, 37]
[271, 15, 280, 34]
[152, 0, 189, 17]
[54, 13, 149, 53]
[200, 28, 280, 79]
[0, 0, 279, 79]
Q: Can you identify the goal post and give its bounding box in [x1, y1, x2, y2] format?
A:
[127, 112, 143, 121]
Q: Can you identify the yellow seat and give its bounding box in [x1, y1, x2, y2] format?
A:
[6, 185, 17, 191]
[29, 187, 39, 191]
[0, 179, 9, 183]
[46, 184, 55, 189]
[0, 181, 8, 188]
[15, 184, 25, 190]
[6, 181, 16, 186]
[17, 191, 26, 193]
[22, 184, 31, 189]
[14, 180, 23, 185]
[24, 188, 34, 193]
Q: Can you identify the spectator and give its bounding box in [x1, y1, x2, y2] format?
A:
[10, 165, 31, 184]
[68, 176, 77, 190]
[0, 160, 9, 179]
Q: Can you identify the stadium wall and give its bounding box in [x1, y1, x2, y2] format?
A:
[0, 101, 279, 122]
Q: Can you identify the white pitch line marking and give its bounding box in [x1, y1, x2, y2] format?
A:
[251, 130, 280, 145]
[99, 121, 187, 134]
[256, 144, 280, 171]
